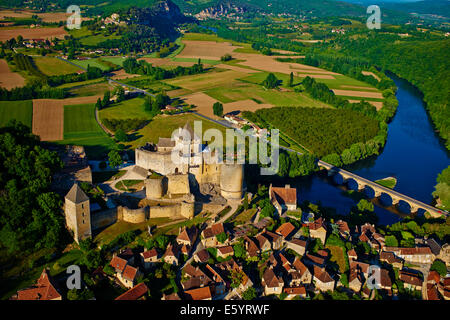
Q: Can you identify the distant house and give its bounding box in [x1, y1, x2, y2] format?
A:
[109, 256, 141, 289]
[115, 283, 148, 300]
[384, 247, 434, 264]
[304, 253, 327, 268]
[262, 266, 284, 296]
[309, 217, 327, 245]
[205, 264, 227, 297]
[399, 270, 423, 291]
[269, 184, 297, 215]
[201, 223, 227, 247]
[163, 243, 180, 266]
[276, 222, 296, 240]
[255, 233, 272, 252]
[140, 249, 159, 270]
[349, 268, 364, 293]
[217, 246, 234, 259]
[181, 264, 212, 290]
[379, 268, 392, 290]
[261, 230, 283, 250]
[286, 238, 308, 256]
[313, 265, 335, 292]
[335, 220, 350, 239]
[13, 268, 62, 300]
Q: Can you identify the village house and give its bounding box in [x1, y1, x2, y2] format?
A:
[217, 246, 234, 259]
[304, 252, 327, 268]
[163, 243, 180, 266]
[347, 248, 358, 262]
[194, 248, 210, 263]
[379, 250, 403, 269]
[140, 249, 159, 270]
[283, 286, 307, 300]
[269, 184, 297, 215]
[176, 226, 198, 248]
[349, 268, 365, 293]
[379, 268, 393, 291]
[276, 222, 296, 240]
[313, 265, 335, 292]
[309, 217, 327, 245]
[261, 230, 283, 250]
[399, 270, 423, 291]
[215, 258, 253, 293]
[110, 255, 141, 289]
[181, 264, 212, 290]
[115, 283, 148, 300]
[335, 220, 350, 239]
[262, 266, 284, 296]
[291, 257, 312, 285]
[256, 233, 272, 252]
[286, 238, 308, 256]
[201, 223, 228, 247]
[244, 236, 260, 258]
[183, 286, 213, 300]
[384, 246, 435, 264]
[13, 268, 62, 300]
[162, 292, 182, 300]
[205, 264, 227, 297]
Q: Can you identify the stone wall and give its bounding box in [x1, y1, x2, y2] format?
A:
[122, 206, 147, 224]
[135, 148, 187, 175]
[220, 163, 244, 200]
[167, 174, 190, 196]
[91, 208, 118, 231]
[149, 204, 182, 219]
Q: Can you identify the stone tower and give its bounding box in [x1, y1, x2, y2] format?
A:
[64, 183, 92, 243]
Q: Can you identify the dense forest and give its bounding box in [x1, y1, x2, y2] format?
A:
[325, 35, 450, 150]
[244, 107, 380, 159]
[0, 121, 66, 254]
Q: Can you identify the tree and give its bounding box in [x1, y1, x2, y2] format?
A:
[102, 90, 110, 107]
[357, 199, 374, 212]
[115, 129, 128, 142]
[262, 73, 279, 89]
[242, 194, 249, 211]
[108, 150, 122, 168]
[67, 288, 94, 300]
[288, 72, 294, 87]
[116, 86, 125, 102]
[213, 102, 223, 117]
[242, 287, 257, 300]
[385, 235, 398, 247]
[233, 243, 245, 259]
[95, 98, 102, 110]
[216, 232, 227, 244]
[430, 259, 447, 277]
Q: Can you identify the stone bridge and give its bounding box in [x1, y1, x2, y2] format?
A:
[318, 160, 448, 218]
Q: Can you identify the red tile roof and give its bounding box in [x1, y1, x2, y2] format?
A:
[283, 286, 306, 295]
[122, 265, 138, 282]
[276, 222, 296, 238]
[141, 248, 158, 260]
[263, 267, 283, 288]
[184, 286, 212, 300]
[110, 256, 128, 273]
[427, 283, 440, 300]
[217, 246, 234, 256]
[292, 257, 308, 276]
[16, 269, 61, 300]
[195, 249, 210, 263]
[427, 271, 441, 284]
[399, 270, 423, 287]
[309, 217, 326, 231]
[313, 265, 334, 283]
[271, 186, 297, 205]
[115, 283, 148, 300]
[384, 247, 433, 256]
[203, 223, 225, 238]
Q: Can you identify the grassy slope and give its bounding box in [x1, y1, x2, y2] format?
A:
[0, 100, 32, 127]
[33, 56, 80, 76]
[99, 97, 148, 120]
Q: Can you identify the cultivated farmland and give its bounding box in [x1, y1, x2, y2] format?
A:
[0, 59, 25, 89]
[0, 100, 32, 127]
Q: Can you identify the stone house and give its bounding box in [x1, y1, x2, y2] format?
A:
[140, 249, 159, 270]
[276, 222, 296, 240]
[313, 265, 335, 292]
[283, 286, 307, 300]
[181, 264, 212, 291]
[304, 253, 327, 268]
[384, 246, 435, 265]
[379, 251, 403, 269]
[399, 270, 423, 291]
[309, 217, 327, 245]
[269, 184, 297, 215]
[349, 268, 364, 293]
[201, 223, 227, 247]
[163, 243, 180, 266]
[176, 226, 198, 248]
[194, 248, 210, 263]
[379, 268, 392, 290]
[335, 220, 350, 239]
[217, 246, 234, 259]
[286, 238, 308, 256]
[205, 264, 227, 297]
[256, 233, 272, 252]
[262, 266, 284, 296]
[292, 257, 312, 285]
[118, 265, 141, 289]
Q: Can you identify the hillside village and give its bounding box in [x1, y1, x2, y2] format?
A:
[11, 170, 450, 300]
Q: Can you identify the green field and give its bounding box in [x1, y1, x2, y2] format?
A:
[57, 78, 106, 89]
[0, 100, 33, 127]
[173, 57, 221, 65]
[79, 34, 121, 46]
[99, 97, 149, 120]
[60, 103, 115, 159]
[33, 57, 80, 76]
[100, 56, 128, 66]
[375, 177, 397, 189]
[69, 58, 110, 71]
[68, 82, 112, 97]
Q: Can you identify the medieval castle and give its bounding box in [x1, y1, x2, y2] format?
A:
[64, 122, 245, 243]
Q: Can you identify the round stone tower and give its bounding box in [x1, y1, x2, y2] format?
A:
[220, 163, 244, 200]
[145, 176, 165, 199]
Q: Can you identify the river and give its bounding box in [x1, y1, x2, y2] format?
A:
[257, 75, 450, 225]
